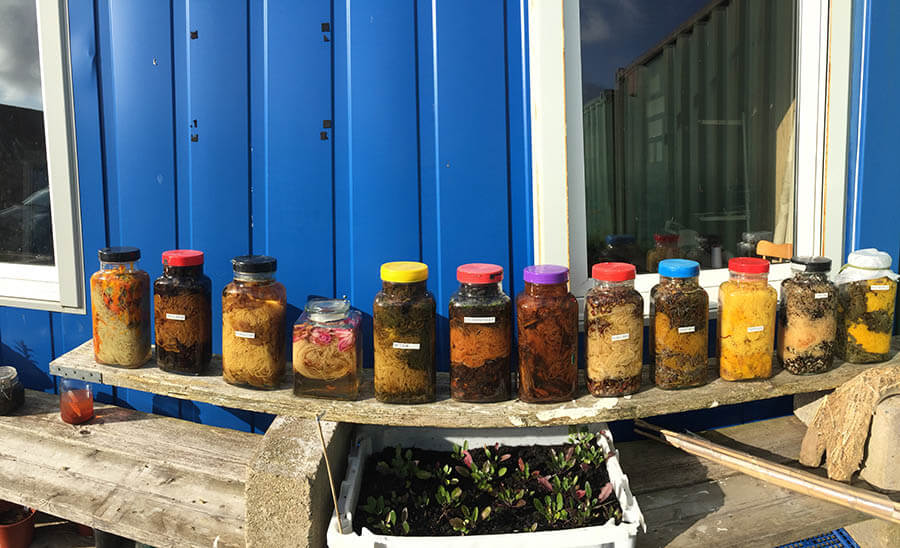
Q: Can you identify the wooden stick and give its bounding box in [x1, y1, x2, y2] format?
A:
[315, 412, 345, 534]
[633, 419, 900, 524]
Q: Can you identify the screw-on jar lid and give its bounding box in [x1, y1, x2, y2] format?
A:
[606, 234, 636, 246]
[162, 249, 204, 267]
[523, 264, 569, 284]
[729, 257, 770, 274]
[0, 366, 18, 389]
[790, 256, 831, 273]
[659, 259, 700, 278]
[592, 262, 636, 282]
[381, 261, 428, 283]
[654, 233, 679, 243]
[99, 246, 141, 262]
[306, 298, 351, 322]
[457, 263, 503, 284]
[232, 255, 277, 274]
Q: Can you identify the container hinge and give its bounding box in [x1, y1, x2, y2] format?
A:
[50, 363, 102, 384]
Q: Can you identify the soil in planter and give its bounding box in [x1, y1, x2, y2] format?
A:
[0, 505, 30, 526]
[352, 430, 623, 537]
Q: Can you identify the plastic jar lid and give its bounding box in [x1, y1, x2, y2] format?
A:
[654, 233, 679, 243]
[0, 366, 18, 389]
[162, 249, 204, 267]
[99, 246, 140, 262]
[457, 263, 503, 284]
[729, 257, 770, 274]
[523, 264, 569, 284]
[846, 248, 893, 269]
[659, 259, 700, 278]
[232, 255, 277, 274]
[306, 298, 351, 322]
[381, 261, 428, 283]
[592, 262, 636, 282]
[790, 256, 831, 273]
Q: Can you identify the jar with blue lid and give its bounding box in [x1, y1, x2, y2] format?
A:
[650, 259, 709, 389]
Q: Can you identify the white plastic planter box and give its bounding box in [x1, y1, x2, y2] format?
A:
[327, 424, 644, 548]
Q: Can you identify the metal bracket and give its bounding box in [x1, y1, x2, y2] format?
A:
[50, 363, 102, 384]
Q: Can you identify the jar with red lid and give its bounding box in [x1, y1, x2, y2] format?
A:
[585, 263, 644, 396]
[647, 233, 680, 273]
[448, 263, 512, 402]
[718, 257, 777, 381]
[517, 265, 578, 403]
[153, 250, 212, 375]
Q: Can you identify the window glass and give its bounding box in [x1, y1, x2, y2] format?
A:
[581, 0, 797, 273]
[0, 0, 53, 266]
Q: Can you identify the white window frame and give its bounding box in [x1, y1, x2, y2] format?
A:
[0, 0, 84, 313]
[529, 0, 852, 317]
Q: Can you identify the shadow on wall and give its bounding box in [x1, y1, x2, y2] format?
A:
[1, 340, 53, 392]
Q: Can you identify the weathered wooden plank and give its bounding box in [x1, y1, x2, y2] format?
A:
[50, 339, 900, 428]
[0, 391, 257, 548]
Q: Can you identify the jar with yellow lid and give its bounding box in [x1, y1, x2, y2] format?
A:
[718, 257, 777, 381]
[373, 261, 436, 403]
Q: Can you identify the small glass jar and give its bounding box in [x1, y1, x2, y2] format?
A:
[154, 250, 212, 375]
[373, 262, 436, 404]
[293, 298, 362, 400]
[0, 367, 24, 416]
[737, 231, 774, 258]
[778, 257, 837, 375]
[835, 249, 898, 363]
[718, 257, 777, 381]
[646, 233, 679, 273]
[585, 263, 644, 397]
[449, 263, 512, 403]
[650, 259, 709, 389]
[222, 256, 287, 389]
[59, 378, 93, 425]
[517, 265, 578, 403]
[90, 247, 151, 368]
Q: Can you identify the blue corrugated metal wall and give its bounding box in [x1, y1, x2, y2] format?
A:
[0, 0, 532, 432]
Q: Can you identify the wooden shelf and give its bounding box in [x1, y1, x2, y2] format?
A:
[0, 390, 257, 548]
[50, 339, 900, 428]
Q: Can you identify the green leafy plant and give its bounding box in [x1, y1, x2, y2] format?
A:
[571, 481, 615, 526]
[435, 485, 463, 508]
[454, 444, 509, 492]
[495, 486, 527, 508]
[448, 505, 490, 535]
[359, 496, 411, 535]
[435, 464, 460, 488]
[568, 426, 606, 466]
[533, 492, 568, 525]
[548, 446, 576, 474]
[376, 447, 433, 484]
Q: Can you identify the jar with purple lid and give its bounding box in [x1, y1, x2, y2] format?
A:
[516, 265, 579, 403]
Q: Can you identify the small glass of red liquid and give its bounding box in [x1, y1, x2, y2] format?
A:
[59, 379, 94, 425]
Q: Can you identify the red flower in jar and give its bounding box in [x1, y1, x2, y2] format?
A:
[335, 329, 355, 352]
[310, 328, 333, 346]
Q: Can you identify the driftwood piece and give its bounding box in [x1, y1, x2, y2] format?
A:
[799, 366, 900, 481]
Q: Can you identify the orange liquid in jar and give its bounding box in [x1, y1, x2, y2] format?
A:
[60, 390, 94, 424]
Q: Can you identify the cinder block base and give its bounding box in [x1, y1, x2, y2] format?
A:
[860, 395, 900, 492]
[792, 390, 830, 425]
[245, 416, 352, 548]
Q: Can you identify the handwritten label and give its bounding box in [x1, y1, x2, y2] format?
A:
[234, 331, 256, 339]
[871, 284, 891, 291]
[464, 317, 496, 324]
[814, 293, 829, 300]
[677, 326, 696, 334]
[747, 325, 765, 333]
[165, 313, 186, 321]
[393, 342, 420, 350]
[610, 333, 630, 342]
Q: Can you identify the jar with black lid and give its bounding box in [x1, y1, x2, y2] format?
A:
[0, 366, 24, 415]
[91, 246, 151, 367]
[778, 256, 837, 375]
[154, 250, 212, 375]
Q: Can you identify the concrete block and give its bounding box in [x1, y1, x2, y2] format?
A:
[245, 416, 352, 548]
[792, 390, 830, 426]
[845, 518, 900, 547]
[860, 395, 900, 492]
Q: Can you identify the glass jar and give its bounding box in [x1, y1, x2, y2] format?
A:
[448, 263, 512, 403]
[59, 378, 93, 425]
[153, 250, 212, 375]
[778, 256, 837, 375]
[737, 230, 774, 258]
[718, 257, 777, 381]
[585, 263, 644, 397]
[90, 247, 151, 367]
[835, 249, 898, 363]
[646, 233, 679, 273]
[293, 298, 362, 400]
[373, 262, 436, 403]
[517, 265, 578, 403]
[650, 259, 709, 389]
[0, 367, 24, 416]
[222, 256, 287, 389]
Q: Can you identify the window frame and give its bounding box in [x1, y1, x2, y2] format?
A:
[527, 0, 852, 317]
[0, 0, 84, 313]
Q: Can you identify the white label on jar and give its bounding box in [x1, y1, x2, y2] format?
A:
[814, 293, 829, 300]
[393, 342, 420, 350]
[611, 333, 630, 342]
[234, 331, 256, 339]
[464, 316, 496, 324]
[871, 284, 891, 291]
[165, 313, 186, 321]
[678, 326, 696, 334]
[747, 325, 765, 333]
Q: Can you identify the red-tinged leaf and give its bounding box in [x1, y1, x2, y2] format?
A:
[565, 445, 575, 462]
[580, 463, 591, 472]
[597, 482, 613, 502]
[499, 453, 512, 462]
[455, 465, 470, 478]
[574, 489, 586, 500]
[463, 450, 474, 469]
[531, 470, 542, 477]
[513, 499, 526, 508]
[518, 457, 525, 472]
[537, 475, 553, 492]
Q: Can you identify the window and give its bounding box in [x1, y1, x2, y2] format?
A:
[0, 0, 83, 311]
[528, 0, 852, 315]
